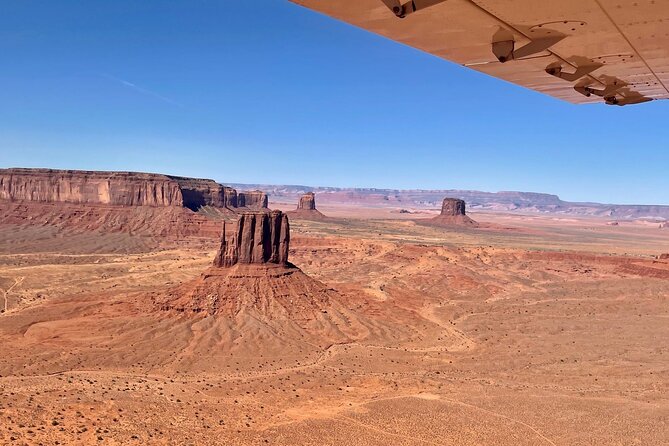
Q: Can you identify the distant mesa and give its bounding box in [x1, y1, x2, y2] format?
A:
[0, 168, 186, 207]
[422, 198, 479, 228]
[287, 192, 326, 220]
[0, 168, 270, 238]
[214, 211, 289, 268]
[607, 221, 620, 226]
[0, 168, 267, 212]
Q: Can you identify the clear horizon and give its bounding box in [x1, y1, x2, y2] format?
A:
[1, 1, 668, 205]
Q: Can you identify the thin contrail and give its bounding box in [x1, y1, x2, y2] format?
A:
[100, 73, 181, 106]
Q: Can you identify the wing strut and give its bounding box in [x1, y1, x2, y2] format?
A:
[574, 80, 626, 99]
[381, 0, 448, 18]
[491, 28, 566, 63]
[545, 61, 603, 82]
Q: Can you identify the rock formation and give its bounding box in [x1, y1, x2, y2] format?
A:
[426, 198, 478, 227]
[298, 192, 316, 210]
[441, 198, 467, 217]
[0, 168, 271, 214]
[237, 191, 269, 209]
[659, 254, 669, 260]
[0, 168, 279, 238]
[287, 192, 327, 220]
[213, 211, 289, 267]
[175, 177, 238, 210]
[157, 209, 372, 342]
[0, 168, 186, 207]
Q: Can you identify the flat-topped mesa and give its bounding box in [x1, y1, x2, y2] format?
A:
[0, 168, 186, 207]
[214, 211, 289, 268]
[427, 197, 478, 227]
[237, 190, 268, 209]
[0, 168, 241, 209]
[441, 198, 467, 216]
[297, 192, 316, 211]
[0, 168, 271, 215]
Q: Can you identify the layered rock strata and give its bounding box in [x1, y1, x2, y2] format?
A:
[214, 211, 289, 267]
[237, 191, 269, 209]
[0, 168, 185, 207]
[297, 192, 316, 210]
[441, 198, 467, 217]
[0, 168, 268, 212]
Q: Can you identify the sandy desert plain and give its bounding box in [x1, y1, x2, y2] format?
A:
[1, 198, 669, 445]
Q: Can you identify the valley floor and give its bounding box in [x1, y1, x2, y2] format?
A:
[1, 211, 668, 445]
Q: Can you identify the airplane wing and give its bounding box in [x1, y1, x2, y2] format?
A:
[289, 0, 669, 105]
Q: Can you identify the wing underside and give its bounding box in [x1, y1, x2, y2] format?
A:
[290, 0, 669, 105]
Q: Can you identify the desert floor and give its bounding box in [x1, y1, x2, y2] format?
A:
[1, 207, 668, 445]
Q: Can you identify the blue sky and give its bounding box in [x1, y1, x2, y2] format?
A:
[0, 1, 667, 204]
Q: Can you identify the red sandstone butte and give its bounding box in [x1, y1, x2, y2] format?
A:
[214, 211, 289, 268]
[426, 198, 478, 227]
[287, 192, 326, 220]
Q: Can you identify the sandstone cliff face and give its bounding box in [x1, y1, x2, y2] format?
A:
[0, 168, 266, 213]
[297, 192, 316, 211]
[171, 177, 241, 210]
[237, 191, 268, 209]
[214, 211, 289, 267]
[0, 169, 281, 240]
[0, 168, 185, 207]
[441, 198, 467, 216]
[173, 177, 225, 209]
[220, 186, 238, 208]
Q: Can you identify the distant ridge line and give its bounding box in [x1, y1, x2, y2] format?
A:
[227, 183, 669, 221]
